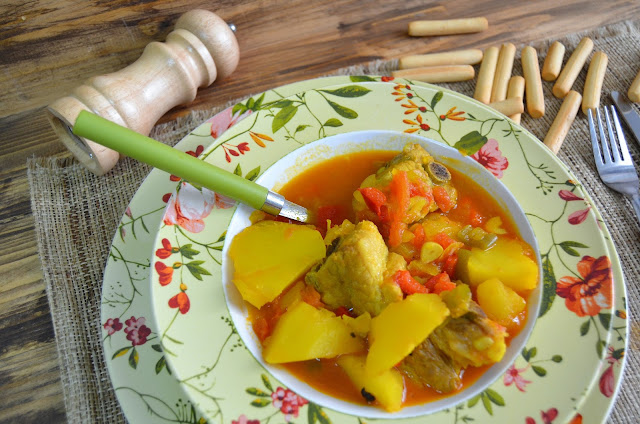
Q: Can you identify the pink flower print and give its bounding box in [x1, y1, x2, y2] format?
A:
[232, 415, 260, 424]
[103, 318, 123, 336]
[541, 408, 559, 423]
[599, 363, 615, 397]
[124, 316, 152, 346]
[271, 387, 287, 409]
[208, 107, 252, 139]
[124, 316, 145, 332]
[526, 408, 559, 424]
[271, 387, 308, 421]
[558, 190, 583, 201]
[503, 364, 532, 392]
[471, 138, 509, 178]
[598, 346, 623, 398]
[568, 208, 590, 225]
[163, 182, 235, 233]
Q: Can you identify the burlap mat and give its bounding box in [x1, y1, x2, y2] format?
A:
[27, 20, 640, 423]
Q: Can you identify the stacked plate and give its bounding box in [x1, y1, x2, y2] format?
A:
[101, 76, 627, 423]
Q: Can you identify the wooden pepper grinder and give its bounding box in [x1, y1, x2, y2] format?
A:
[47, 9, 239, 175]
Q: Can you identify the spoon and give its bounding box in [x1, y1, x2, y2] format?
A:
[72, 110, 310, 223]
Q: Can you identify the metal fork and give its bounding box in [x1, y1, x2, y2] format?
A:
[588, 106, 640, 224]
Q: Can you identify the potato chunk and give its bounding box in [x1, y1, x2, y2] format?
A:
[341, 312, 372, 338]
[229, 221, 325, 308]
[366, 294, 449, 376]
[477, 278, 526, 327]
[465, 238, 538, 291]
[338, 354, 404, 412]
[263, 302, 365, 363]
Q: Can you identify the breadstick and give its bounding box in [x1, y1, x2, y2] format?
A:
[399, 49, 483, 69]
[488, 97, 524, 117]
[507, 76, 525, 123]
[408, 17, 488, 37]
[542, 41, 565, 81]
[391, 65, 475, 83]
[628, 69, 640, 102]
[544, 90, 582, 154]
[582, 51, 608, 114]
[490, 43, 516, 103]
[522, 46, 545, 118]
[474, 46, 499, 104]
[552, 37, 594, 98]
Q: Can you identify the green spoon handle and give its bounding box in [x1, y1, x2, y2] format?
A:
[72, 110, 269, 210]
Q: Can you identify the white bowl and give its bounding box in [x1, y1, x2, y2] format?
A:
[221, 130, 542, 419]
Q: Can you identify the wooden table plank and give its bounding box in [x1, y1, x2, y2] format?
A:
[1, 1, 639, 422]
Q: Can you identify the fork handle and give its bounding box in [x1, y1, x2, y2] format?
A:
[631, 194, 640, 225]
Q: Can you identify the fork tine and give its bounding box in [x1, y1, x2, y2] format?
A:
[610, 105, 632, 164]
[596, 108, 612, 164]
[588, 109, 605, 167]
[603, 107, 622, 163]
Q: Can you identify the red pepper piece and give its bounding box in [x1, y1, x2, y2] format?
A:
[394, 270, 429, 295]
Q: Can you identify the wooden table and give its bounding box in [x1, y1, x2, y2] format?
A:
[1, 1, 639, 422]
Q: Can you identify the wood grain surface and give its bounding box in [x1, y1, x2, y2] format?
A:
[2, 1, 640, 422]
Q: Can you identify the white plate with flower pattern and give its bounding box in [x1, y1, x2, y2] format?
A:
[102, 76, 627, 424]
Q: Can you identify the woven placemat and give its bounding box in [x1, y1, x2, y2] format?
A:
[28, 21, 640, 423]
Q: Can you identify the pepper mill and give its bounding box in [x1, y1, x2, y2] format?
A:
[47, 9, 240, 175]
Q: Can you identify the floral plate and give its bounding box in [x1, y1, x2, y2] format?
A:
[102, 76, 627, 424]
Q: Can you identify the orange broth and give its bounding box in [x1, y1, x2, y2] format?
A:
[253, 149, 531, 408]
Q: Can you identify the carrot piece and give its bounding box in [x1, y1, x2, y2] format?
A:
[458, 197, 484, 227]
[358, 187, 387, 217]
[426, 272, 456, 294]
[409, 178, 431, 197]
[252, 301, 283, 341]
[433, 186, 454, 213]
[389, 171, 410, 220]
[434, 232, 456, 249]
[266, 311, 283, 335]
[434, 278, 456, 294]
[388, 221, 407, 248]
[394, 270, 429, 295]
[316, 205, 346, 236]
[253, 317, 270, 341]
[386, 171, 410, 247]
[301, 284, 325, 308]
[412, 224, 426, 249]
[469, 209, 484, 227]
[443, 253, 458, 278]
[409, 182, 424, 197]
